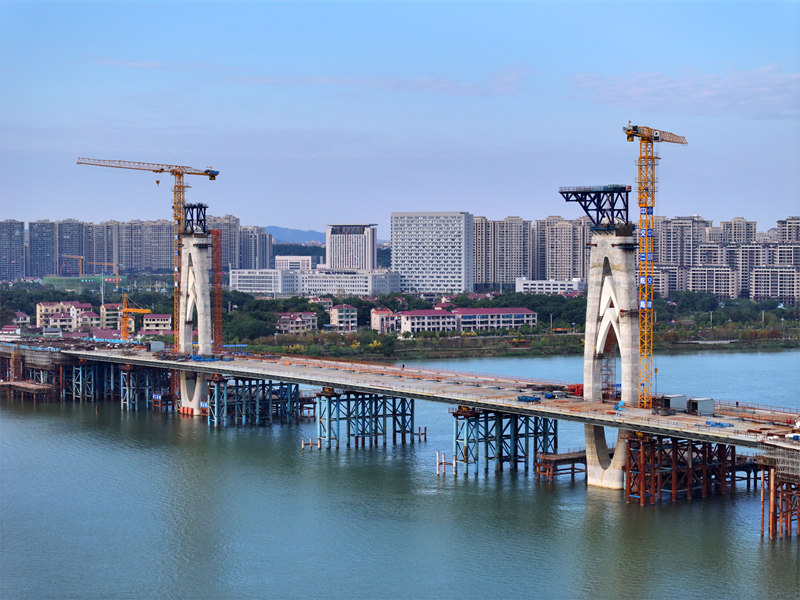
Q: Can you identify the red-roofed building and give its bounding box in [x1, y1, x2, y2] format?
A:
[370, 307, 397, 333]
[13, 311, 30, 327]
[78, 311, 101, 329]
[397, 309, 458, 335]
[101, 303, 122, 330]
[451, 307, 537, 331]
[48, 312, 74, 331]
[276, 312, 318, 335]
[329, 304, 358, 332]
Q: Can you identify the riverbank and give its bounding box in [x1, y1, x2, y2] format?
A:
[249, 332, 799, 362]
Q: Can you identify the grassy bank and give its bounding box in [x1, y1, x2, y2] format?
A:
[247, 331, 799, 362]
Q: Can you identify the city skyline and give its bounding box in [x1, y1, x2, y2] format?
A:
[1, 3, 797, 235]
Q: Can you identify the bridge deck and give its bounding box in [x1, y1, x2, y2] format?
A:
[61, 349, 800, 451]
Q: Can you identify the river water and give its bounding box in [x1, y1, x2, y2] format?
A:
[1, 350, 798, 599]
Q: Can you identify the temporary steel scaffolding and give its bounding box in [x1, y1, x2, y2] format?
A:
[625, 435, 737, 505]
[206, 378, 303, 428]
[451, 406, 558, 475]
[759, 445, 800, 540]
[317, 390, 415, 449]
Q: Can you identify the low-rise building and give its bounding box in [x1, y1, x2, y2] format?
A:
[142, 314, 172, 334]
[452, 307, 537, 331]
[100, 303, 122, 330]
[78, 311, 101, 329]
[36, 302, 63, 327]
[397, 310, 458, 335]
[13, 312, 30, 327]
[329, 304, 358, 332]
[515, 278, 586, 295]
[276, 312, 318, 335]
[370, 307, 397, 334]
[48, 312, 74, 331]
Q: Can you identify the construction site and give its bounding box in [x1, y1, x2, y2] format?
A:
[1, 131, 799, 540]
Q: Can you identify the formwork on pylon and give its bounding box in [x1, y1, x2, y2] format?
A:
[317, 390, 414, 449]
[451, 407, 558, 475]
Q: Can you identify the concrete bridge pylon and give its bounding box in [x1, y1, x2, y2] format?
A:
[178, 210, 213, 415]
[582, 227, 639, 489]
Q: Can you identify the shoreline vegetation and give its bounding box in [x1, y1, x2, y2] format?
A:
[246, 331, 799, 362]
[2, 284, 798, 361]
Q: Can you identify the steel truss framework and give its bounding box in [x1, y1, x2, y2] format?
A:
[625, 436, 736, 505]
[207, 378, 302, 428]
[117, 364, 169, 412]
[452, 408, 558, 475]
[558, 186, 630, 228]
[761, 470, 800, 540]
[71, 364, 96, 402]
[317, 392, 414, 449]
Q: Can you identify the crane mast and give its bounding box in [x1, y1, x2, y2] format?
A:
[76, 157, 218, 352]
[623, 124, 687, 409]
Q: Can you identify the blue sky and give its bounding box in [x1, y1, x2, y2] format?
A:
[1, 1, 798, 238]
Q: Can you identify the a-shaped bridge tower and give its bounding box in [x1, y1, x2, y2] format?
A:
[178, 203, 213, 414]
[561, 185, 638, 488]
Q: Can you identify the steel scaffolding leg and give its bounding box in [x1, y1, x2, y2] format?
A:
[208, 377, 228, 428]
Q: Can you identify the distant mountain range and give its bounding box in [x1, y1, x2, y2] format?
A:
[265, 226, 325, 244]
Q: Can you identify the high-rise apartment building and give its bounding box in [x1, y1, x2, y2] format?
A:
[534, 216, 591, 281]
[474, 216, 532, 288]
[84, 222, 117, 274]
[721, 217, 757, 244]
[28, 220, 57, 277]
[142, 220, 174, 272]
[116, 220, 143, 273]
[208, 214, 240, 270]
[0, 220, 25, 281]
[777, 217, 800, 243]
[239, 226, 272, 270]
[391, 212, 474, 293]
[325, 224, 377, 270]
[656, 215, 711, 267]
[55, 219, 85, 276]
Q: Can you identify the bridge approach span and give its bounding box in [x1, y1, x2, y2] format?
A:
[64, 349, 792, 450]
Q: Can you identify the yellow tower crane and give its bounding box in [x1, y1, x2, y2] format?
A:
[623, 123, 687, 409]
[120, 293, 151, 341]
[76, 158, 218, 351]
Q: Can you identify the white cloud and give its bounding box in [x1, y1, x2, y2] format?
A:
[570, 65, 798, 119]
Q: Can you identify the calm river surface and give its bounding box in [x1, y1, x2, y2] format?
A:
[1, 350, 799, 599]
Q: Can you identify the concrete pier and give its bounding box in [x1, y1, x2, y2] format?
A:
[178, 232, 212, 414]
[582, 227, 638, 489]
